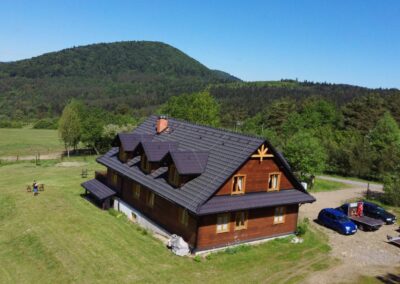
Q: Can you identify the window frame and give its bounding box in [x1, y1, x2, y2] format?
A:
[111, 172, 118, 186]
[141, 153, 151, 173]
[168, 163, 180, 186]
[216, 213, 231, 233]
[234, 211, 248, 231]
[268, 172, 281, 192]
[132, 183, 141, 200]
[146, 191, 155, 208]
[274, 206, 286, 224]
[231, 175, 246, 195]
[179, 208, 189, 227]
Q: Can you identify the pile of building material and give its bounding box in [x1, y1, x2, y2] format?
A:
[167, 235, 190, 256]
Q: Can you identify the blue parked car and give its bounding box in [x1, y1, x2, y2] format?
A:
[318, 208, 357, 235]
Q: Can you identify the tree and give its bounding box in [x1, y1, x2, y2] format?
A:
[342, 94, 387, 134]
[58, 102, 81, 157]
[283, 131, 327, 179]
[368, 112, 400, 177]
[160, 91, 220, 126]
[383, 172, 400, 206]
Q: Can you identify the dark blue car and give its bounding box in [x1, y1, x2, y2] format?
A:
[318, 208, 357, 235]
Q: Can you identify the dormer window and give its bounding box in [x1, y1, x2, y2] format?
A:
[232, 175, 246, 195]
[268, 172, 281, 191]
[141, 154, 151, 173]
[119, 148, 127, 162]
[168, 164, 180, 186]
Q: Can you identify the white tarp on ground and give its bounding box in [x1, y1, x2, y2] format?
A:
[167, 234, 190, 256]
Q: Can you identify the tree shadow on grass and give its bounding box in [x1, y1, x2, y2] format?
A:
[376, 273, 400, 284]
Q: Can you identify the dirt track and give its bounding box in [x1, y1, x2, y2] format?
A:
[301, 176, 400, 283]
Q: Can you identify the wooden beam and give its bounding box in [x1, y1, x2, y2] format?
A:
[251, 144, 274, 161]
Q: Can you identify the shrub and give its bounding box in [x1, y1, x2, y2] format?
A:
[33, 118, 58, 129]
[0, 120, 24, 128]
[296, 218, 309, 236]
[193, 255, 201, 262]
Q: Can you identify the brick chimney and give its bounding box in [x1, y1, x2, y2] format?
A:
[156, 115, 168, 134]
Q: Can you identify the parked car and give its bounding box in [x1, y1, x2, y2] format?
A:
[363, 201, 397, 225]
[337, 203, 384, 231]
[317, 208, 357, 235]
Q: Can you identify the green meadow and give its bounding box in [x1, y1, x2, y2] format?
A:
[0, 128, 63, 157]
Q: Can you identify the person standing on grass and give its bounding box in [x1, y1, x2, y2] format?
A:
[33, 180, 38, 196]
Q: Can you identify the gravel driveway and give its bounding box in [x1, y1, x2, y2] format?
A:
[300, 176, 400, 283]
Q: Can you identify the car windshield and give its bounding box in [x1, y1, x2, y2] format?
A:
[337, 216, 349, 223]
[376, 207, 385, 214]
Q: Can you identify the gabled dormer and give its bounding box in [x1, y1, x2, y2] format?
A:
[166, 150, 209, 187]
[112, 133, 153, 163]
[140, 141, 178, 174]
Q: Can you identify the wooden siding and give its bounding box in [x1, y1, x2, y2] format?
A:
[216, 158, 294, 195]
[196, 204, 299, 250]
[119, 176, 198, 247]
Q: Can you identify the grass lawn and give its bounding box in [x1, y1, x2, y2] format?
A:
[0, 128, 63, 157]
[0, 157, 333, 283]
[310, 178, 348, 192]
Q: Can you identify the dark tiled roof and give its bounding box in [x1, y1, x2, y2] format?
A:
[197, 189, 315, 215]
[114, 133, 153, 151]
[170, 150, 209, 175]
[82, 179, 116, 200]
[98, 115, 313, 214]
[142, 141, 178, 162]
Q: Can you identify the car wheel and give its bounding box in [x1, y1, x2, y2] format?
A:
[359, 224, 364, 231]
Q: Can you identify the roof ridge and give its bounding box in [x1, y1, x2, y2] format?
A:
[151, 115, 265, 141]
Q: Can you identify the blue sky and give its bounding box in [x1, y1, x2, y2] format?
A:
[1, 0, 399, 88]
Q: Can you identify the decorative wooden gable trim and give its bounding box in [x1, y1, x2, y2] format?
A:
[251, 144, 274, 162]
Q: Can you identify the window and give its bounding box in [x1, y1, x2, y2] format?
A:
[268, 173, 281, 191]
[168, 164, 180, 186]
[234, 211, 248, 230]
[119, 148, 127, 162]
[232, 175, 246, 195]
[179, 208, 189, 227]
[111, 172, 118, 186]
[146, 191, 155, 208]
[216, 213, 230, 233]
[274, 207, 286, 224]
[132, 183, 141, 199]
[141, 154, 151, 173]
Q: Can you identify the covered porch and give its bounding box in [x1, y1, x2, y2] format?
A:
[81, 179, 116, 210]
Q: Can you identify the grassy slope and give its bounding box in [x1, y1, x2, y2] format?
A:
[310, 178, 348, 192]
[0, 157, 332, 283]
[0, 128, 63, 156]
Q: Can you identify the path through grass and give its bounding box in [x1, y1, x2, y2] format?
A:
[0, 157, 333, 283]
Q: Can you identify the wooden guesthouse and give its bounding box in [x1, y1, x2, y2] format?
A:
[82, 115, 315, 252]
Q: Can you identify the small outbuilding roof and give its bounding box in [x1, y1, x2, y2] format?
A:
[82, 179, 116, 200]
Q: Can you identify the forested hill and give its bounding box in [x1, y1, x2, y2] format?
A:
[0, 41, 398, 122]
[0, 41, 239, 118]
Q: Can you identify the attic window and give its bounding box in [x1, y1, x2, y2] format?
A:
[268, 172, 281, 191]
[231, 175, 246, 195]
[141, 154, 151, 173]
[168, 164, 180, 186]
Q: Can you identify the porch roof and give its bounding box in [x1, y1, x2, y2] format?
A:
[81, 179, 116, 200]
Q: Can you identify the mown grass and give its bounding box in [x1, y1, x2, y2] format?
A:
[310, 178, 348, 192]
[0, 157, 333, 283]
[0, 128, 63, 156]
